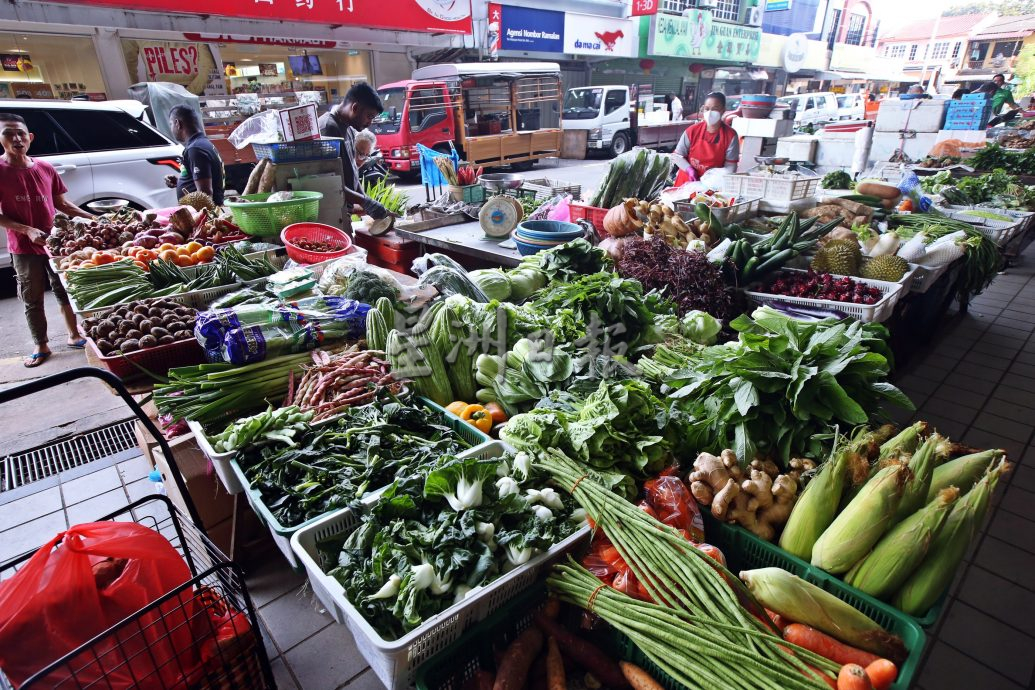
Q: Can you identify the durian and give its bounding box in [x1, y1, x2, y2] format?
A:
[861, 255, 909, 282]
[812, 246, 832, 273]
[178, 191, 216, 213]
[824, 240, 863, 276]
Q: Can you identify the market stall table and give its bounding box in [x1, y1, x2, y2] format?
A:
[392, 220, 522, 268]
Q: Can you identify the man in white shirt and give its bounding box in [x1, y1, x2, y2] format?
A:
[669, 93, 683, 121]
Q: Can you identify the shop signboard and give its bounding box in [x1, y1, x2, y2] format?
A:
[49, 0, 473, 35]
[183, 33, 338, 48]
[765, 0, 791, 10]
[258, 63, 279, 77]
[648, 11, 761, 61]
[489, 3, 564, 53]
[1, 54, 32, 73]
[630, 0, 658, 16]
[123, 40, 221, 95]
[563, 14, 639, 58]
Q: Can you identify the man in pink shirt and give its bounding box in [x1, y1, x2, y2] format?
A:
[0, 113, 94, 367]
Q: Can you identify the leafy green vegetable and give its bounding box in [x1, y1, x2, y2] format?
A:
[332, 268, 399, 304]
[821, 170, 854, 190]
[650, 307, 912, 466]
[520, 238, 611, 285]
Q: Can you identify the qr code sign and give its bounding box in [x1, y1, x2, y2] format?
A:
[279, 104, 320, 141]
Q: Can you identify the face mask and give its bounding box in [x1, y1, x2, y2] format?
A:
[704, 110, 722, 126]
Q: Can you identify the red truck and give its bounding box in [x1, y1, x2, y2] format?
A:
[370, 62, 563, 177]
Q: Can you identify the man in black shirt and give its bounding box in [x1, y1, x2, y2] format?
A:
[165, 104, 224, 205]
[318, 82, 388, 230]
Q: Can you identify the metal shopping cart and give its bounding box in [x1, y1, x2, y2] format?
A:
[0, 368, 276, 689]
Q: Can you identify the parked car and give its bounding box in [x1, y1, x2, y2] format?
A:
[0, 100, 181, 270]
[836, 93, 865, 120]
[777, 92, 841, 128]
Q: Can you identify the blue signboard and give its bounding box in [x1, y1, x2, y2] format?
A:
[499, 4, 565, 53]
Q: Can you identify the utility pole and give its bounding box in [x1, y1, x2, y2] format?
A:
[918, 11, 943, 92]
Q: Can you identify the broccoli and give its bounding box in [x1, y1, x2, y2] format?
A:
[342, 269, 399, 305]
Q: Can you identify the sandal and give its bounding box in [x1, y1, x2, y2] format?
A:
[23, 352, 51, 368]
[68, 339, 87, 349]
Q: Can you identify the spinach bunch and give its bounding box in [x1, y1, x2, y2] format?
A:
[328, 452, 580, 639]
[237, 398, 472, 527]
[662, 307, 913, 466]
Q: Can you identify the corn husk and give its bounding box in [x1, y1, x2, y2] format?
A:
[812, 462, 910, 574]
[927, 449, 1004, 501]
[779, 430, 871, 561]
[894, 459, 1011, 616]
[846, 487, 959, 600]
[894, 434, 939, 521]
[843, 422, 926, 507]
[740, 567, 906, 663]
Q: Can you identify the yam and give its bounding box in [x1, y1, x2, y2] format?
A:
[820, 196, 873, 217]
[800, 204, 845, 219]
[244, 159, 268, 195]
[258, 161, 278, 194]
[880, 195, 901, 210]
[856, 182, 901, 200]
[493, 628, 544, 690]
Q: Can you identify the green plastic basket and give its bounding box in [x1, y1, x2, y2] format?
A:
[416, 519, 926, 690]
[226, 191, 323, 236]
[232, 396, 490, 570]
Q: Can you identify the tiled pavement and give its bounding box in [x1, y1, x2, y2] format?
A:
[3, 250, 1035, 689]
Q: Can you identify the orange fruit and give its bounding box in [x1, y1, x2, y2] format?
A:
[173, 254, 194, 267]
[134, 260, 147, 270]
[196, 246, 215, 262]
[159, 249, 178, 262]
[158, 243, 175, 252]
[185, 241, 203, 254]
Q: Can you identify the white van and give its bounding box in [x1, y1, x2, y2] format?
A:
[0, 100, 181, 270]
[777, 92, 841, 128]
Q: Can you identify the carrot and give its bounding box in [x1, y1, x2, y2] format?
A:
[837, 664, 874, 690]
[784, 624, 881, 668]
[801, 665, 837, 689]
[765, 608, 790, 632]
[619, 662, 664, 690]
[533, 613, 628, 688]
[493, 627, 544, 690]
[475, 670, 495, 690]
[547, 637, 566, 690]
[542, 598, 561, 620]
[864, 659, 898, 690]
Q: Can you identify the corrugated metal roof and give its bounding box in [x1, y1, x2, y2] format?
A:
[971, 14, 1035, 40]
[878, 14, 988, 42]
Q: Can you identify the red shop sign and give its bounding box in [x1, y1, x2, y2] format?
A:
[51, 0, 472, 34]
[183, 33, 339, 48]
[630, 0, 658, 16]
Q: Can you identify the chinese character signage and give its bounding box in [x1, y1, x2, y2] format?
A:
[48, 0, 472, 34]
[648, 10, 761, 61]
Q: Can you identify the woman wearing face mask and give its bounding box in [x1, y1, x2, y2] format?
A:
[672, 91, 740, 186]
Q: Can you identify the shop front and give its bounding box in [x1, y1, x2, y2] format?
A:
[0, 31, 107, 99]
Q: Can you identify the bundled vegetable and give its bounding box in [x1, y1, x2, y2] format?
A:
[590, 149, 673, 209]
[210, 405, 314, 453]
[364, 177, 408, 216]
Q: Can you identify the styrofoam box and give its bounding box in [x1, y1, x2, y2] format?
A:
[775, 135, 819, 163]
[875, 99, 949, 133]
[290, 440, 592, 690]
[868, 132, 938, 166]
[731, 117, 795, 139]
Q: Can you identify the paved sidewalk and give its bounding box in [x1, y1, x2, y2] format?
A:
[1, 243, 1034, 688]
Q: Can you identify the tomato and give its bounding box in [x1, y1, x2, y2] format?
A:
[173, 254, 194, 267]
[159, 249, 178, 262]
[158, 243, 175, 252]
[196, 246, 215, 262]
[185, 241, 203, 254]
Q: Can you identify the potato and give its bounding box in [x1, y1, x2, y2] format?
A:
[139, 335, 158, 349]
[125, 329, 143, 341]
[158, 335, 176, 345]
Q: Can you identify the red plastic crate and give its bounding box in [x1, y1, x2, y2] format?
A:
[86, 336, 205, 382]
[569, 202, 608, 239]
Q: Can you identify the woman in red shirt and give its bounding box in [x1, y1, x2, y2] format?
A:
[672, 92, 740, 186]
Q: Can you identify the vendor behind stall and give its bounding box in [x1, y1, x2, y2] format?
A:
[318, 83, 389, 232]
[165, 105, 225, 206]
[671, 92, 740, 186]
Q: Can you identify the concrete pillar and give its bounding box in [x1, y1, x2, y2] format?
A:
[93, 28, 133, 99]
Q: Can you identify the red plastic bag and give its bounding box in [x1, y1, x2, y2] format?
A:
[644, 471, 705, 542]
[0, 521, 197, 689]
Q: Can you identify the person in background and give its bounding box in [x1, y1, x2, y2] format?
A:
[668, 92, 683, 121]
[951, 87, 966, 100]
[0, 113, 94, 368]
[671, 91, 740, 186]
[165, 105, 224, 205]
[984, 73, 1021, 126]
[319, 82, 390, 231]
[354, 128, 387, 188]
[906, 84, 932, 99]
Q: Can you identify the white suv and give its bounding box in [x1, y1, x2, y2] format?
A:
[0, 100, 181, 269]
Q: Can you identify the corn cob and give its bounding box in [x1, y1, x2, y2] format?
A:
[927, 449, 1004, 501]
[842, 422, 925, 507]
[894, 459, 1011, 616]
[893, 434, 940, 521]
[845, 487, 959, 600]
[812, 462, 910, 574]
[740, 567, 907, 663]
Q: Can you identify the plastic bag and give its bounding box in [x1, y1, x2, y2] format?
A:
[228, 110, 283, 149]
[644, 468, 705, 542]
[546, 195, 571, 223]
[0, 521, 196, 688]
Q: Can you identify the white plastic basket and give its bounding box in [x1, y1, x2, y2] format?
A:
[950, 209, 1025, 246]
[745, 269, 904, 322]
[909, 262, 952, 293]
[674, 197, 761, 225]
[290, 441, 592, 690]
[721, 173, 820, 202]
[187, 420, 245, 494]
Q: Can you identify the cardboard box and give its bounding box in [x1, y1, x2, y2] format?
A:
[278, 103, 320, 142]
[153, 433, 235, 547]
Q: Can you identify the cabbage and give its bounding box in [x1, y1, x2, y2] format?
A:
[507, 267, 547, 302]
[468, 269, 512, 301]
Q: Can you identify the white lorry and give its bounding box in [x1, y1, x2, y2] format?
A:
[562, 85, 691, 157]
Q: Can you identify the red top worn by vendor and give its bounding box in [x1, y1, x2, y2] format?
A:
[671, 91, 740, 186]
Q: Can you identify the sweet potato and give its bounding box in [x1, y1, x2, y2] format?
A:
[493, 627, 544, 690]
[619, 662, 664, 690]
[533, 613, 628, 688]
[801, 204, 846, 220]
[547, 638, 566, 690]
[243, 158, 268, 195]
[258, 160, 277, 194]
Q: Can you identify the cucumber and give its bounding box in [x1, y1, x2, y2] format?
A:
[754, 248, 795, 278]
[741, 256, 760, 282]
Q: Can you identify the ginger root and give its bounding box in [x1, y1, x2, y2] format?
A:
[688, 449, 801, 541]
